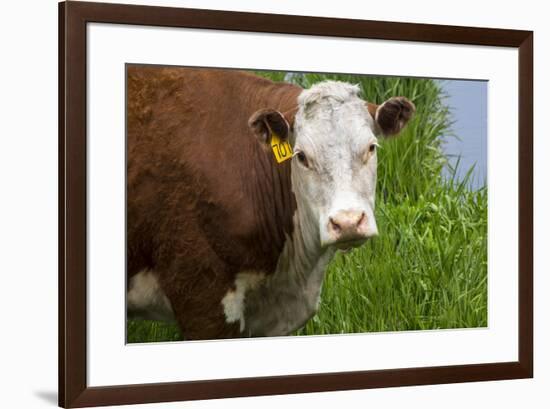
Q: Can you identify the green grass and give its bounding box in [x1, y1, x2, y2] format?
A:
[127, 319, 181, 343]
[127, 70, 487, 342]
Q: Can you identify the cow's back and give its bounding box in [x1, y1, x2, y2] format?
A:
[127, 66, 300, 285]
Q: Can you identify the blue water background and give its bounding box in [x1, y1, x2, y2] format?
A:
[438, 80, 488, 189]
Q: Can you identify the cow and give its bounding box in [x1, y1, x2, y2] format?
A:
[126, 66, 415, 340]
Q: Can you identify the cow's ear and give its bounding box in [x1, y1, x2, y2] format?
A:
[248, 109, 290, 145]
[367, 97, 415, 137]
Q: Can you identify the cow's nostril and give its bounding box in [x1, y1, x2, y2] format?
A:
[329, 217, 341, 233]
[357, 212, 366, 227]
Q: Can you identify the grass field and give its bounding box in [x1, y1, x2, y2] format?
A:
[126, 70, 487, 343]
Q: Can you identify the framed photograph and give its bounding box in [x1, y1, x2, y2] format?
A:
[59, 1, 533, 407]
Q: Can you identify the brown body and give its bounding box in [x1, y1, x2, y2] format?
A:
[127, 66, 302, 339]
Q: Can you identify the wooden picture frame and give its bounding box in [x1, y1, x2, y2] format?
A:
[59, 1, 533, 407]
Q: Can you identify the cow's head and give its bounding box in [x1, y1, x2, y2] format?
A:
[249, 81, 414, 250]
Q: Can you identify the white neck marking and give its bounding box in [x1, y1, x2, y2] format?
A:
[238, 197, 336, 337]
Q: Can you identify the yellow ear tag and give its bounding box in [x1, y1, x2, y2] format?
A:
[270, 132, 293, 163]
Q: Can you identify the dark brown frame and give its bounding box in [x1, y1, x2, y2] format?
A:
[59, 1, 533, 407]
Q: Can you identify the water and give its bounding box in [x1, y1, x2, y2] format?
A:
[439, 80, 488, 189]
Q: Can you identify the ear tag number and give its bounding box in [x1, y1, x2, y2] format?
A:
[271, 132, 293, 163]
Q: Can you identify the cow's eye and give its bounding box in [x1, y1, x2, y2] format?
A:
[363, 143, 379, 163]
[295, 151, 309, 168]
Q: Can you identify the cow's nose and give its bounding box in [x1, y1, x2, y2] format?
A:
[328, 210, 368, 243]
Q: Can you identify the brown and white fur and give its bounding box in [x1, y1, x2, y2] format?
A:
[126, 66, 414, 339]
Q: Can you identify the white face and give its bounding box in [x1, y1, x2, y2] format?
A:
[291, 81, 380, 250]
